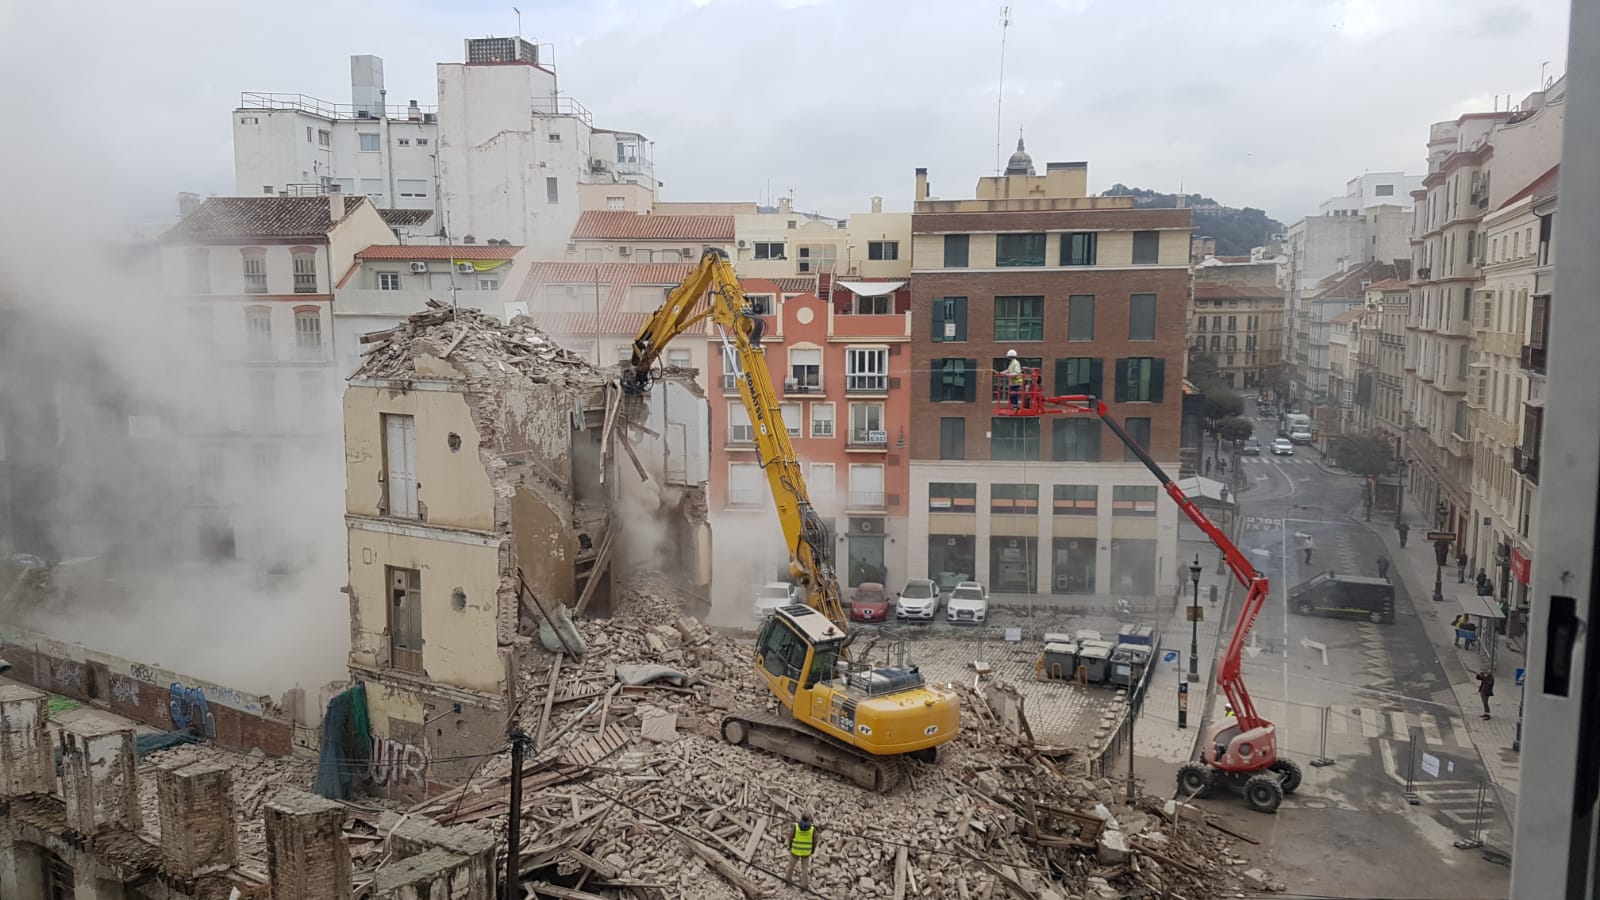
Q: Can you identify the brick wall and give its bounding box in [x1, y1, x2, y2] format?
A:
[909, 268, 1189, 462]
[157, 761, 238, 876]
[265, 791, 352, 900]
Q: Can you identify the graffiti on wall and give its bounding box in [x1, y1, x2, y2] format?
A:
[110, 675, 141, 708]
[369, 737, 428, 790]
[169, 683, 216, 739]
[128, 663, 155, 684]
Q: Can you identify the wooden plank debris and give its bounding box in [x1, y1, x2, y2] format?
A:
[556, 723, 633, 767]
[893, 844, 909, 900]
[676, 833, 765, 900]
[535, 653, 564, 750]
[572, 526, 617, 617]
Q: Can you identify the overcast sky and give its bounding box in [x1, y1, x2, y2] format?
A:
[1, 0, 1571, 228]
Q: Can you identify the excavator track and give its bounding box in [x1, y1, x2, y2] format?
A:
[720, 709, 909, 793]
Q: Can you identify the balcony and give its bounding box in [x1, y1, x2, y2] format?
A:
[846, 429, 889, 451]
[783, 375, 827, 397]
[1520, 343, 1546, 374]
[829, 310, 910, 340]
[1513, 446, 1541, 484]
[1447, 431, 1473, 460]
[727, 488, 766, 508]
[845, 374, 889, 394]
[722, 374, 742, 394]
[846, 490, 886, 511]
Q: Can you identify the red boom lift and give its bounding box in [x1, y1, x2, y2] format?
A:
[993, 368, 1300, 812]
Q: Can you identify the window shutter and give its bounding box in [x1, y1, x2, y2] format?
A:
[930, 360, 943, 401]
[1150, 358, 1166, 403]
[1113, 359, 1128, 403]
[931, 303, 945, 343]
[1089, 359, 1104, 400]
[1054, 360, 1069, 396]
[963, 359, 978, 402]
[954, 297, 968, 341]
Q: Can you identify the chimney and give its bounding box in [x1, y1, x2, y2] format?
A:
[158, 761, 239, 876]
[778, 197, 792, 215]
[870, 196, 883, 214]
[914, 168, 929, 201]
[0, 685, 53, 797]
[328, 186, 345, 222]
[265, 791, 352, 900]
[178, 192, 202, 218]
[59, 721, 141, 835]
[408, 99, 422, 122]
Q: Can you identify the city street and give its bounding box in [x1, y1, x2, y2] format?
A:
[1182, 407, 1512, 898]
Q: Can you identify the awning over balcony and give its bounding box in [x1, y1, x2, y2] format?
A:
[837, 280, 906, 297]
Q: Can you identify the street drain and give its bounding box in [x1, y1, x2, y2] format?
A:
[1301, 799, 1329, 809]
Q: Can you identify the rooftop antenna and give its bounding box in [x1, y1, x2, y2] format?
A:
[1541, 60, 1550, 89]
[513, 7, 522, 48]
[995, 5, 1012, 176]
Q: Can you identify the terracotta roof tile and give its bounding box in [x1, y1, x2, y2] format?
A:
[162, 196, 365, 241]
[570, 211, 735, 242]
[1192, 283, 1281, 299]
[1497, 164, 1560, 211]
[1330, 309, 1366, 324]
[1364, 278, 1409, 292]
[357, 244, 522, 260]
[378, 208, 435, 227]
[772, 276, 817, 293]
[511, 261, 700, 336]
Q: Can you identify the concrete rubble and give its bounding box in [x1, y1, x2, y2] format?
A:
[402, 570, 1278, 899]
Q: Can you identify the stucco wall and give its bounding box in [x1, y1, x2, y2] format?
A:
[344, 384, 496, 530]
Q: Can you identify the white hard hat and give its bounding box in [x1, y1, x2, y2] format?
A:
[1006, 349, 1018, 358]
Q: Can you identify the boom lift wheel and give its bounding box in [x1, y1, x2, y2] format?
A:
[1176, 761, 1215, 799]
[1243, 773, 1284, 813]
[1270, 758, 1303, 794]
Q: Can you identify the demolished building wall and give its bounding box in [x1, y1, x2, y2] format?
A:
[344, 304, 710, 797]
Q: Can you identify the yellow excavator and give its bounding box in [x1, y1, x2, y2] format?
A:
[624, 249, 960, 792]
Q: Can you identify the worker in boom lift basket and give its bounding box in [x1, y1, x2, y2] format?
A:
[1000, 349, 1024, 409]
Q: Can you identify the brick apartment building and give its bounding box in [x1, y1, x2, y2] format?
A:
[706, 277, 913, 593]
[906, 142, 1189, 599]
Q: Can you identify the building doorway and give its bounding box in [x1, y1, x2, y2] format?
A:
[928, 534, 975, 593]
[989, 536, 1038, 594]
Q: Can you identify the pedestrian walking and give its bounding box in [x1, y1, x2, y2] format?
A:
[1397, 522, 1410, 548]
[1457, 550, 1468, 584]
[1376, 556, 1390, 581]
[785, 813, 817, 887]
[1476, 670, 1496, 719]
[1205, 457, 1213, 476]
[1218, 458, 1228, 476]
[1302, 534, 1315, 565]
[1476, 569, 1494, 598]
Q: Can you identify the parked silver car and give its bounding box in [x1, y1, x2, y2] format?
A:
[895, 578, 941, 620]
[752, 582, 801, 625]
[946, 581, 989, 624]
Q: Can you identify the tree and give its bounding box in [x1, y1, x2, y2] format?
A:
[1217, 417, 1256, 446]
[1200, 389, 1243, 428]
[1187, 353, 1224, 394]
[1330, 435, 1397, 477]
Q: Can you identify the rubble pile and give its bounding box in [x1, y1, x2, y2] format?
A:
[137, 744, 317, 874]
[411, 571, 1277, 900]
[353, 301, 605, 387]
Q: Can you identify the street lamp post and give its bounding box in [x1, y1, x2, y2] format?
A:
[1432, 537, 1449, 603]
[1188, 555, 1202, 682]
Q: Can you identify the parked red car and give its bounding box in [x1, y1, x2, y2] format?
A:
[849, 582, 890, 622]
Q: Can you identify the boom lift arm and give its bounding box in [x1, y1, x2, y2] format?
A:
[624, 249, 849, 631]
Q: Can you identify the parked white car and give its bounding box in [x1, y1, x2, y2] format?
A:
[946, 581, 989, 625]
[895, 579, 941, 620]
[752, 582, 801, 625]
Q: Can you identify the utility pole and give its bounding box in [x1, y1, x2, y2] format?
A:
[504, 727, 531, 899]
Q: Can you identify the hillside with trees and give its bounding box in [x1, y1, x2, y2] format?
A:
[1101, 184, 1286, 257]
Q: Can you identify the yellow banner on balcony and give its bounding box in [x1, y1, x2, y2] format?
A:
[451, 259, 510, 272]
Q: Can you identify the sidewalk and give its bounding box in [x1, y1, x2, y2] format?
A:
[1137, 537, 1233, 764]
[1364, 508, 1523, 798]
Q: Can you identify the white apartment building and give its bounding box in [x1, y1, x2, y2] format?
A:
[732, 197, 914, 282]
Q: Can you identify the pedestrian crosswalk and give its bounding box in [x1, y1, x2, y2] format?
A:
[1236, 456, 1323, 466]
[1243, 697, 1477, 751]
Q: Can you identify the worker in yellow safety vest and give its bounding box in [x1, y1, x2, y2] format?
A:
[1001, 349, 1024, 409]
[785, 813, 817, 887]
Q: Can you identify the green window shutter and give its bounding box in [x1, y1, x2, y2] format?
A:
[930, 359, 944, 401]
[1090, 359, 1104, 400]
[954, 297, 968, 341]
[1150, 358, 1166, 403]
[1113, 359, 1129, 403]
[963, 360, 978, 402]
[1054, 359, 1069, 396]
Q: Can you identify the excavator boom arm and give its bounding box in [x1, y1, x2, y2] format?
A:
[625, 250, 850, 631]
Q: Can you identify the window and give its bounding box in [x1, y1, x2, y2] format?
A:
[994, 296, 1044, 341]
[995, 232, 1046, 267]
[845, 347, 888, 392]
[931, 358, 978, 402]
[1226, 315, 1237, 332]
[1210, 336, 1221, 352]
[416, 138, 429, 146]
[721, 351, 745, 392]
[1128, 293, 1156, 340]
[359, 133, 381, 152]
[1067, 295, 1095, 341]
[929, 482, 977, 511]
[848, 464, 886, 509]
[292, 252, 317, 293]
[398, 179, 428, 199]
[263, 185, 274, 195]
[250, 371, 276, 429]
[478, 275, 499, 291]
[944, 234, 969, 267]
[931, 296, 967, 342]
[992, 355, 1041, 385]
[546, 177, 559, 204]
[939, 417, 965, 459]
[810, 402, 835, 438]
[990, 417, 1039, 460]
[359, 179, 384, 201]
[808, 463, 836, 505]
[1055, 358, 1102, 398]
[1123, 418, 1152, 461]
[1112, 485, 1158, 516]
[186, 248, 210, 293]
[867, 241, 899, 261]
[1053, 484, 1097, 516]
[849, 402, 886, 444]
[727, 402, 754, 443]
[1115, 358, 1164, 402]
[317, 129, 331, 147]
[796, 244, 837, 273]
[852, 293, 892, 315]
[377, 272, 401, 291]
[1061, 232, 1097, 266]
[386, 566, 423, 672]
[667, 348, 692, 368]
[397, 138, 411, 147]
[1197, 316, 1207, 332]
[745, 294, 774, 315]
[789, 347, 821, 390]
[753, 241, 785, 260]
[779, 402, 802, 437]
[606, 196, 626, 210]
[728, 463, 764, 507]
[1131, 231, 1160, 265]
[244, 306, 272, 359]
[991, 484, 1039, 515]
[242, 250, 267, 293]
[294, 309, 322, 357]
[1375, 184, 1395, 197]
[1052, 418, 1100, 461]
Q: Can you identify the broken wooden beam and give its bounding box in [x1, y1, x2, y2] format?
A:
[675, 833, 765, 900]
[572, 526, 617, 617]
[534, 653, 563, 750]
[893, 844, 908, 900]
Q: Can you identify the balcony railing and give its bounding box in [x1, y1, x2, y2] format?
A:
[1513, 447, 1541, 484]
[846, 429, 888, 449]
[727, 488, 765, 508]
[722, 374, 742, 394]
[847, 491, 886, 510]
[783, 377, 826, 396]
[1520, 344, 1547, 374]
[845, 374, 888, 394]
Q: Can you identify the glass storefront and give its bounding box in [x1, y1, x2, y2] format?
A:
[1109, 538, 1157, 596]
[928, 534, 975, 593]
[989, 536, 1038, 594]
[847, 533, 886, 587]
[1051, 537, 1096, 594]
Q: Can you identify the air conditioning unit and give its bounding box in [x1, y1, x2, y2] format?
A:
[456, 262, 476, 274]
[618, 245, 631, 256]
[410, 261, 429, 273]
[737, 240, 747, 248]
[681, 247, 693, 257]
